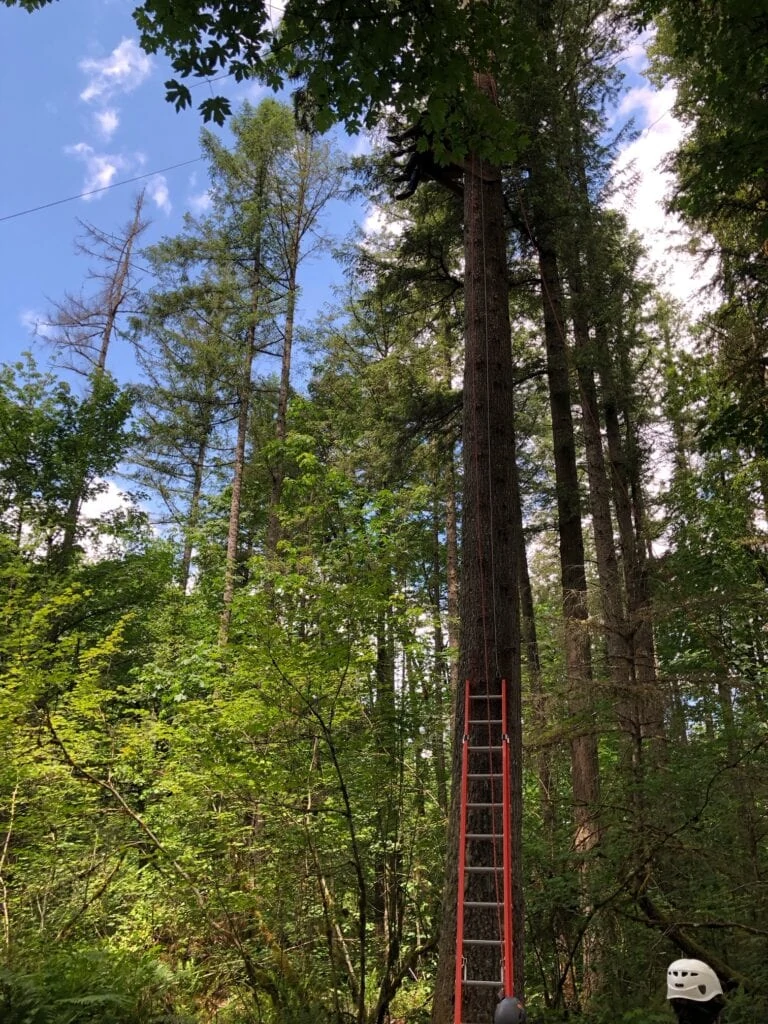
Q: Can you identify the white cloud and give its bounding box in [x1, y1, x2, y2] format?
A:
[19, 310, 55, 338]
[616, 81, 679, 133]
[346, 129, 373, 158]
[264, 0, 286, 32]
[188, 189, 213, 214]
[81, 481, 133, 520]
[65, 141, 128, 197]
[79, 38, 152, 103]
[147, 175, 171, 214]
[617, 28, 654, 76]
[362, 202, 404, 238]
[610, 82, 716, 308]
[94, 108, 119, 139]
[80, 481, 148, 560]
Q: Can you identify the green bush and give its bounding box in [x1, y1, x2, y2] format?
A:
[0, 946, 194, 1024]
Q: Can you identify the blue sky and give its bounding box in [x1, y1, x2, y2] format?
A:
[1, 5, 703, 390]
[1, 0, 363, 384]
[1, 3, 707, 529]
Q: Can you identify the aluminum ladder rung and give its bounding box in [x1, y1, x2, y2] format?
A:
[466, 833, 502, 839]
[469, 694, 501, 699]
[462, 979, 503, 988]
[467, 772, 502, 779]
[464, 900, 503, 908]
[465, 865, 503, 873]
[467, 745, 502, 751]
[467, 719, 503, 725]
[467, 802, 502, 808]
[463, 938, 502, 946]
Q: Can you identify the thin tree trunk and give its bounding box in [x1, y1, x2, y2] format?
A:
[266, 134, 341, 554]
[439, 329, 462, 709]
[430, 484, 450, 813]
[266, 243, 300, 555]
[445, 429, 461, 707]
[220, 251, 262, 644]
[372, 604, 398, 933]
[598, 329, 663, 745]
[567, 265, 635, 738]
[96, 192, 146, 372]
[180, 432, 210, 593]
[535, 216, 600, 1006]
[715, 673, 762, 885]
[511, 427, 554, 835]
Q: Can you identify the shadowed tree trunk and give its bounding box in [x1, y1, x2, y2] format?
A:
[220, 252, 264, 645]
[567, 262, 635, 734]
[533, 204, 600, 1006]
[597, 319, 663, 748]
[432, 69, 524, 1024]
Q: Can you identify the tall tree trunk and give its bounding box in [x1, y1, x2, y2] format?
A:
[445, 416, 461, 712]
[439, 325, 461, 710]
[597, 326, 662, 746]
[266, 216, 302, 555]
[220, 251, 262, 645]
[432, 70, 523, 1024]
[567, 264, 635, 738]
[266, 133, 341, 554]
[372, 604, 398, 932]
[265, 269, 296, 556]
[534, 213, 600, 1006]
[430, 482, 450, 814]
[510, 422, 554, 835]
[95, 192, 146, 372]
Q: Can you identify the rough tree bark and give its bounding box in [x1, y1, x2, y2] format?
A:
[533, 206, 601, 1005]
[431, 69, 524, 1024]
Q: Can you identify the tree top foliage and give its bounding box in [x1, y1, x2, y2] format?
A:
[6, 0, 529, 162]
[638, 0, 768, 241]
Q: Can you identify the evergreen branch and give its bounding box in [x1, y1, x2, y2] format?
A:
[618, 910, 768, 939]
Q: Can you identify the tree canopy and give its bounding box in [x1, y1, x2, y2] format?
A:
[2, 5, 768, 1024]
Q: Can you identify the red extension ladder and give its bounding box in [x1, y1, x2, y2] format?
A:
[453, 679, 514, 1024]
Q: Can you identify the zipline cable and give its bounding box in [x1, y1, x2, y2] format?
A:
[0, 158, 202, 224]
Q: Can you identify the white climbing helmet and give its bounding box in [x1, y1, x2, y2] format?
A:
[667, 959, 723, 1002]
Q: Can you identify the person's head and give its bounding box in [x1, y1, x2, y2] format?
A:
[667, 959, 725, 1023]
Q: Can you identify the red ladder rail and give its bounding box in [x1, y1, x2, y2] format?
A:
[501, 679, 514, 997]
[454, 679, 471, 1024]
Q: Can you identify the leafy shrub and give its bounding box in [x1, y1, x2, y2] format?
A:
[0, 946, 194, 1024]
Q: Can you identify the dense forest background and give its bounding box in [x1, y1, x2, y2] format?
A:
[2, 1, 768, 1022]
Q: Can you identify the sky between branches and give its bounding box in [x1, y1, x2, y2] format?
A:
[1, 3, 711, 382]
